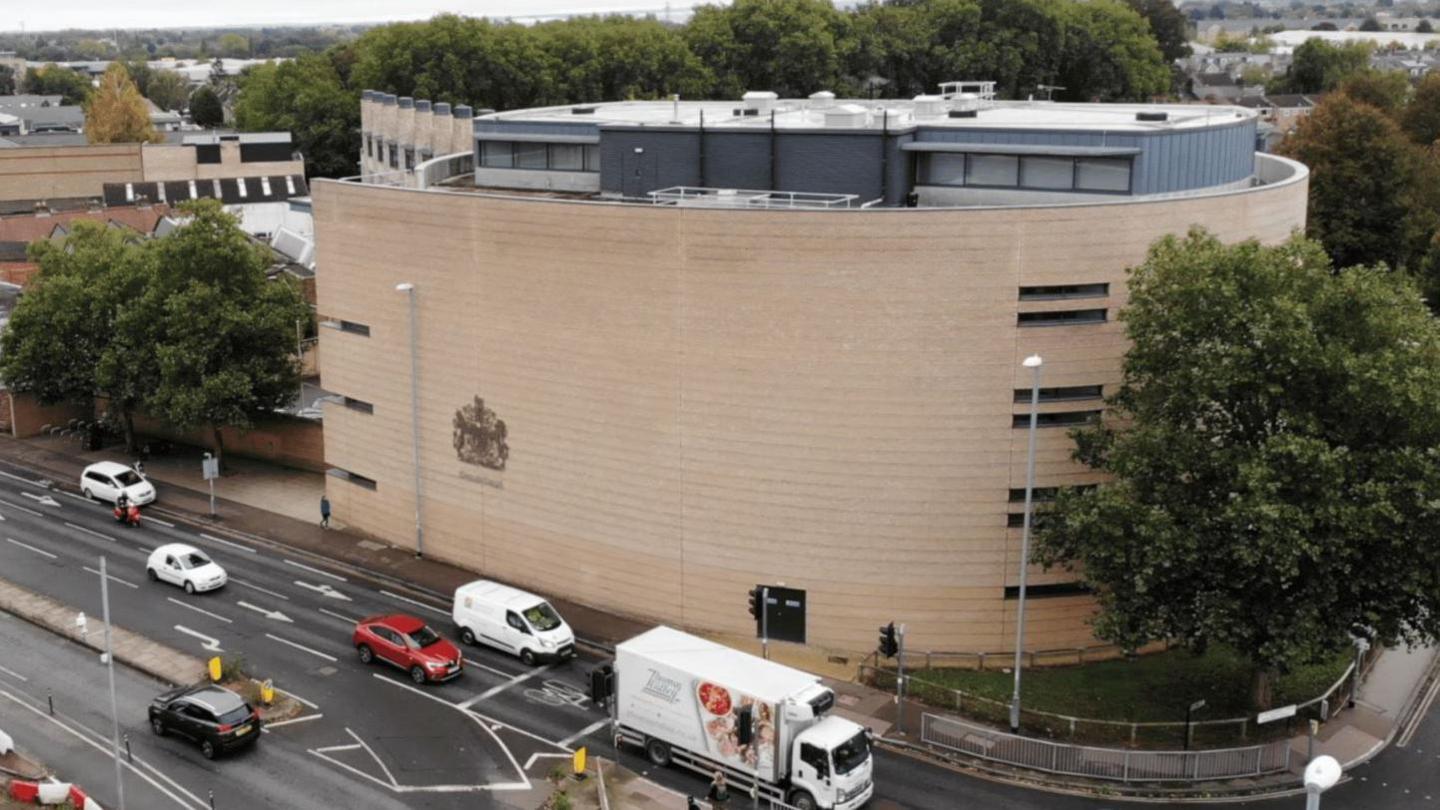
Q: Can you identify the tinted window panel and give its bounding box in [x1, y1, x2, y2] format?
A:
[549, 144, 584, 171]
[1076, 158, 1131, 192]
[1021, 156, 1074, 190]
[514, 143, 547, 169]
[481, 141, 512, 168]
[921, 153, 966, 186]
[967, 155, 1018, 186]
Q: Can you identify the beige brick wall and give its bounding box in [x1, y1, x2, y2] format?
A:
[0, 144, 144, 202]
[142, 143, 302, 182]
[312, 161, 1308, 655]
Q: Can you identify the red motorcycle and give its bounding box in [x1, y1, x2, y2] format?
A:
[113, 501, 141, 527]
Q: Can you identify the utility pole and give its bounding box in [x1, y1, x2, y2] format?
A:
[760, 586, 770, 661]
[396, 282, 425, 559]
[895, 624, 908, 735]
[100, 556, 126, 810]
[1010, 355, 1044, 733]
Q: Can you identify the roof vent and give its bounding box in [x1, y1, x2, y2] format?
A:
[1136, 111, 1169, 122]
[824, 103, 869, 128]
[571, 105, 598, 114]
[913, 94, 946, 117]
[949, 93, 982, 118]
[808, 90, 836, 110]
[742, 90, 778, 115]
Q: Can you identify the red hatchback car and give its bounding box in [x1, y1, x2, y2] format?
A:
[353, 614, 464, 684]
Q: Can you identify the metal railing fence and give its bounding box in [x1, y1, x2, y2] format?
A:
[920, 713, 1292, 782]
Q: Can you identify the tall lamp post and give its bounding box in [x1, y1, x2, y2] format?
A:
[1304, 755, 1341, 810]
[396, 282, 425, 559]
[1009, 354, 1043, 733]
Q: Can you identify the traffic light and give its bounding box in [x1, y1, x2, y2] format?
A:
[589, 664, 615, 706]
[878, 622, 898, 659]
[747, 587, 760, 620]
[736, 704, 754, 745]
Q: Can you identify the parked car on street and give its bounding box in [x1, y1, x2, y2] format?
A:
[353, 614, 463, 684]
[146, 543, 227, 593]
[80, 461, 156, 505]
[452, 579, 575, 665]
[148, 685, 261, 759]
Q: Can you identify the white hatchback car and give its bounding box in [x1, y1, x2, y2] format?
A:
[147, 544, 227, 594]
[81, 461, 156, 505]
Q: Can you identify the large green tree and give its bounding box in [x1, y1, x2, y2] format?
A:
[189, 85, 224, 128]
[1275, 38, 1372, 93]
[234, 53, 359, 177]
[1277, 93, 1431, 270]
[1401, 72, 1440, 147]
[684, 0, 851, 99]
[1034, 230, 1440, 707]
[21, 63, 92, 105]
[0, 222, 151, 449]
[84, 63, 162, 144]
[0, 65, 16, 95]
[140, 201, 309, 469]
[1123, 0, 1193, 63]
[144, 69, 192, 112]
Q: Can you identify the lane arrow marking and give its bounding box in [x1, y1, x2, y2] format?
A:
[20, 492, 59, 507]
[294, 580, 352, 602]
[237, 601, 293, 623]
[174, 624, 223, 652]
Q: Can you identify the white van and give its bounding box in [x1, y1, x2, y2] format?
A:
[451, 580, 576, 665]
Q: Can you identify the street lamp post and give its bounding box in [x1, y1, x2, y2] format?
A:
[1010, 354, 1043, 733]
[100, 556, 126, 810]
[1304, 755, 1341, 810]
[396, 282, 425, 559]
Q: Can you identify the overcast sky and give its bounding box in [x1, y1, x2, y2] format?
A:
[1, 1, 721, 33]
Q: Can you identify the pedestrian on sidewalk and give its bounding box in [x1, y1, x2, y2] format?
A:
[709, 770, 729, 804]
[319, 495, 331, 529]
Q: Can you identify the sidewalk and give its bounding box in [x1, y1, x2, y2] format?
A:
[1, 432, 1436, 800]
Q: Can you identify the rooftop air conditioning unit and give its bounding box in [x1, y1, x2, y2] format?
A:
[824, 104, 870, 128]
[742, 90, 779, 115]
[808, 91, 836, 110]
[949, 93, 982, 118]
[913, 94, 946, 117]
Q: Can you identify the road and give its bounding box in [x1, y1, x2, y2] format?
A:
[0, 458, 1432, 810]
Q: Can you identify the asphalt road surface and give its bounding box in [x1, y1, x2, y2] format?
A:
[0, 458, 1432, 810]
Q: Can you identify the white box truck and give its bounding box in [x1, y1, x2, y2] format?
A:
[612, 626, 874, 810]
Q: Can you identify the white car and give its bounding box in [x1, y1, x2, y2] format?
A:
[147, 544, 227, 594]
[81, 461, 156, 505]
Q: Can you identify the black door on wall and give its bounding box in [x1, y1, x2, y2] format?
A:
[622, 148, 658, 198]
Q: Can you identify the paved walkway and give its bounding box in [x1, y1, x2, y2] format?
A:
[0, 575, 205, 685]
[2, 432, 1437, 800]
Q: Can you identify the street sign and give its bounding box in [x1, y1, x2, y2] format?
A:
[762, 586, 807, 645]
[201, 456, 219, 481]
[1256, 704, 1298, 724]
[1189, 699, 1207, 712]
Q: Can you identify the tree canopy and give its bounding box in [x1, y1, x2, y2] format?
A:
[1273, 38, 1372, 93]
[20, 63, 92, 105]
[233, 53, 360, 178]
[84, 63, 161, 144]
[0, 202, 307, 462]
[144, 69, 192, 112]
[1034, 230, 1440, 706]
[189, 85, 224, 128]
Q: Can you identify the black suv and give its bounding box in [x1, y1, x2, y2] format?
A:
[148, 685, 261, 759]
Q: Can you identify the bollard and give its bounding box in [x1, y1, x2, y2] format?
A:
[124, 732, 132, 762]
[209, 788, 216, 809]
[48, 690, 53, 715]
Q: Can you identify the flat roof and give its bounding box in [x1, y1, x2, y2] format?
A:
[478, 97, 1256, 134]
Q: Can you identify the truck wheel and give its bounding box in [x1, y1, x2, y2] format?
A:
[788, 790, 817, 810]
[460, 627, 476, 646]
[645, 738, 671, 767]
[520, 648, 537, 667]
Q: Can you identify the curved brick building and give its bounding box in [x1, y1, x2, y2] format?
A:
[315, 87, 1308, 656]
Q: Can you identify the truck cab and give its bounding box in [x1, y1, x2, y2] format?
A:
[783, 699, 874, 810]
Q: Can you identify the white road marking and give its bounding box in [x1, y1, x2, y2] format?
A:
[64, 522, 118, 543]
[146, 515, 175, 528]
[0, 689, 203, 809]
[261, 713, 324, 732]
[284, 558, 347, 582]
[464, 657, 516, 678]
[230, 577, 290, 600]
[1399, 675, 1440, 747]
[523, 752, 573, 770]
[374, 672, 572, 752]
[20, 492, 59, 507]
[0, 499, 44, 517]
[0, 471, 47, 487]
[167, 597, 232, 623]
[275, 687, 319, 710]
[378, 589, 448, 618]
[174, 624, 223, 652]
[349, 726, 400, 787]
[58, 491, 92, 503]
[317, 608, 357, 624]
[0, 663, 29, 682]
[5, 537, 57, 559]
[294, 580, 351, 601]
[199, 532, 255, 553]
[266, 632, 338, 662]
[84, 566, 139, 589]
[558, 719, 611, 748]
[457, 664, 553, 709]
[237, 601, 292, 622]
